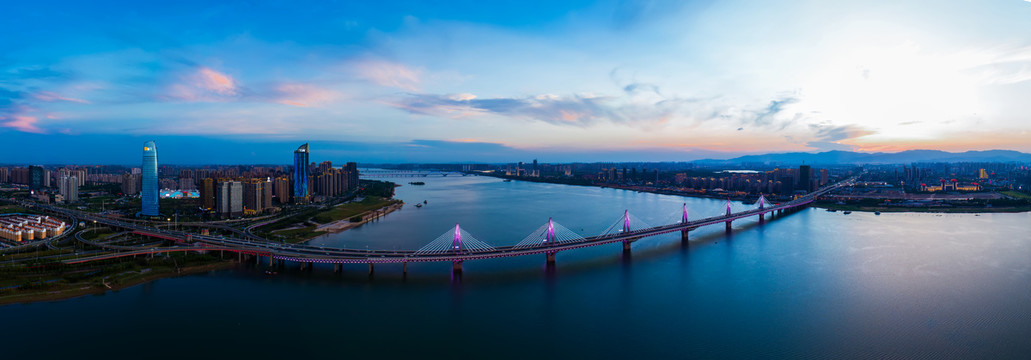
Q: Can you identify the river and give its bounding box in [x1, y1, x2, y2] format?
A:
[3, 174, 1030, 358]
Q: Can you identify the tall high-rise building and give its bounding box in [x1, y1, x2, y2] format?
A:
[120, 173, 140, 195]
[141, 141, 160, 216]
[262, 179, 273, 210]
[293, 143, 310, 203]
[273, 176, 291, 204]
[59, 176, 79, 203]
[29, 166, 45, 190]
[345, 162, 358, 192]
[215, 180, 243, 218]
[199, 178, 215, 210]
[798, 165, 812, 193]
[243, 179, 264, 214]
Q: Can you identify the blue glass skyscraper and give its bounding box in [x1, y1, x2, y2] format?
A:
[141, 140, 159, 216]
[293, 143, 309, 203]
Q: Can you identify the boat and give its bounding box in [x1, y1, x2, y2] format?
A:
[408, 181, 426, 185]
[264, 270, 277, 275]
[503, 179, 512, 182]
[826, 209, 837, 212]
[875, 211, 881, 215]
[415, 203, 423, 208]
[843, 211, 852, 215]
[423, 200, 428, 204]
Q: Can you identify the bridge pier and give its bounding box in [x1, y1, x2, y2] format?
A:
[368, 263, 375, 277]
[725, 221, 732, 232]
[452, 260, 463, 274]
[333, 263, 341, 273]
[681, 230, 689, 243]
[758, 213, 765, 225]
[403, 262, 408, 277]
[546, 251, 556, 264]
[622, 240, 632, 253]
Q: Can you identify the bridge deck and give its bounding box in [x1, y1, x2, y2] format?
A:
[28, 177, 854, 265]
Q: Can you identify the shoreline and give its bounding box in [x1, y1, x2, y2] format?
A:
[486, 174, 765, 202]
[813, 203, 1031, 214]
[301, 202, 404, 243]
[0, 261, 236, 306]
[492, 174, 1030, 214]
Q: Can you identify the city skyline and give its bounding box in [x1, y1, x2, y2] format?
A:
[3, 1, 1031, 164]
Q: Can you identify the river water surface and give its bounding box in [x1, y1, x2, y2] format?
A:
[3, 175, 1030, 358]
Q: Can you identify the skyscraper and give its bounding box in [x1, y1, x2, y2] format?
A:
[29, 165, 45, 190]
[345, 162, 358, 192]
[273, 176, 291, 204]
[215, 180, 243, 218]
[243, 178, 264, 214]
[59, 175, 78, 203]
[141, 141, 159, 216]
[798, 165, 813, 193]
[293, 143, 310, 203]
[199, 178, 215, 209]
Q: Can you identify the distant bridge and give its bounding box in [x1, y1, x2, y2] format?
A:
[359, 170, 469, 178]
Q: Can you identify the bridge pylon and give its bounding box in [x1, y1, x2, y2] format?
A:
[545, 218, 557, 264]
[452, 224, 462, 274]
[725, 199, 733, 232]
[452, 223, 462, 251]
[416, 224, 496, 275]
[758, 194, 766, 225]
[622, 210, 632, 253]
[681, 203, 690, 243]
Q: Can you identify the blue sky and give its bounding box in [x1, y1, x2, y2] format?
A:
[3, 0, 1031, 164]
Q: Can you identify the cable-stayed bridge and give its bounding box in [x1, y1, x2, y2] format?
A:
[27, 176, 856, 275]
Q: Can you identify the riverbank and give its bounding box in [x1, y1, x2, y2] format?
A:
[303, 202, 404, 243]
[263, 197, 404, 243]
[0, 261, 235, 306]
[486, 173, 768, 202]
[814, 202, 1031, 214]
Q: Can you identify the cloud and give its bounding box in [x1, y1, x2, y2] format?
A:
[1, 65, 66, 81]
[354, 60, 422, 91]
[0, 87, 25, 107]
[165, 67, 238, 101]
[195, 67, 237, 95]
[0, 106, 46, 133]
[274, 83, 339, 107]
[389, 89, 703, 127]
[805, 124, 874, 151]
[751, 96, 799, 127]
[33, 91, 90, 104]
[623, 82, 662, 95]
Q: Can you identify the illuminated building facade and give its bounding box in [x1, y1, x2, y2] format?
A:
[141, 141, 159, 216]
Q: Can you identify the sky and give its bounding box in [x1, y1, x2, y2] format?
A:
[2, 0, 1031, 164]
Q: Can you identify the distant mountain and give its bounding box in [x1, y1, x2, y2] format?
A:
[695, 150, 1031, 165]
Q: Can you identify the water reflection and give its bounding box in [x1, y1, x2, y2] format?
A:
[3, 176, 1030, 359]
